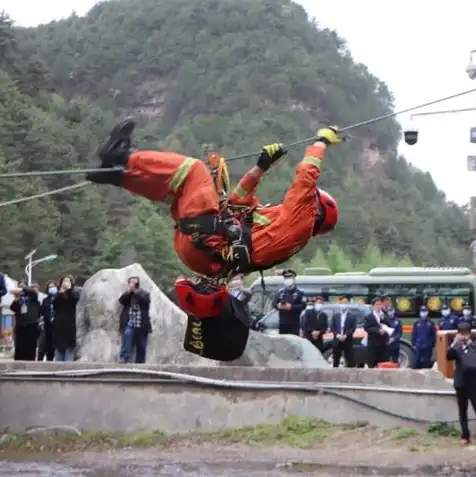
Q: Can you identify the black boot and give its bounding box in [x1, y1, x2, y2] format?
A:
[86, 118, 136, 186]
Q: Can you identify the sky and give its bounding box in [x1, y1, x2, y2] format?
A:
[3, 0, 476, 205]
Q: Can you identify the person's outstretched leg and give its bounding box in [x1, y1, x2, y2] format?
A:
[87, 120, 219, 217]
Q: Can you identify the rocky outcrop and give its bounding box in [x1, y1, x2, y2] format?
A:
[76, 264, 330, 368]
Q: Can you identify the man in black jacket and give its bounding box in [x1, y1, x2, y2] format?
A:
[10, 281, 41, 361]
[331, 297, 357, 367]
[447, 321, 476, 445]
[302, 296, 328, 352]
[364, 296, 391, 368]
[272, 269, 305, 336]
[119, 276, 152, 363]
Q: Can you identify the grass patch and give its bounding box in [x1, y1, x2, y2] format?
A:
[426, 422, 459, 437]
[0, 417, 460, 454]
[199, 416, 335, 448]
[389, 427, 419, 440]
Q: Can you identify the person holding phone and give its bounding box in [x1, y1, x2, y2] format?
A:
[118, 276, 152, 363]
[52, 275, 80, 362]
[447, 321, 476, 446]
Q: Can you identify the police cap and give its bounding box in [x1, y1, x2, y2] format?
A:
[282, 269, 297, 278]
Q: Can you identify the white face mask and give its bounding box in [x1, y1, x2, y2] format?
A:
[283, 278, 294, 288]
[315, 303, 322, 311]
[306, 304, 314, 310]
[463, 310, 472, 317]
[420, 312, 428, 319]
[441, 309, 450, 317]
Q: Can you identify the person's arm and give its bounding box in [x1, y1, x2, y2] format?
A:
[135, 289, 151, 307]
[10, 299, 20, 313]
[330, 315, 338, 335]
[446, 342, 460, 361]
[364, 315, 380, 335]
[25, 287, 39, 302]
[229, 167, 264, 207]
[291, 291, 305, 313]
[317, 311, 328, 332]
[430, 322, 437, 348]
[0, 274, 7, 298]
[278, 142, 327, 219]
[411, 322, 417, 347]
[272, 291, 282, 311]
[119, 291, 132, 306]
[345, 314, 357, 338]
[390, 320, 402, 341]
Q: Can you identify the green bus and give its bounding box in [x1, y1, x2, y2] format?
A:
[249, 266, 475, 319]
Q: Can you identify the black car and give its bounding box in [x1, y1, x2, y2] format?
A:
[253, 303, 415, 368]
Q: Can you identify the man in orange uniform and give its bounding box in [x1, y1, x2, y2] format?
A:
[87, 119, 343, 279]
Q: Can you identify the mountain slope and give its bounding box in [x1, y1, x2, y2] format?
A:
[2, 0, 471, 281]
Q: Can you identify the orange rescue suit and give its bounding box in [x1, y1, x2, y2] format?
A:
[122, 143, 326, 277]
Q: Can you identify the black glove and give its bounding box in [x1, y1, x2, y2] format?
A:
[256, 143, 287, 171]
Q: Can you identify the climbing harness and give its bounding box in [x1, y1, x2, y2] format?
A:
[177, 151, 254, 278]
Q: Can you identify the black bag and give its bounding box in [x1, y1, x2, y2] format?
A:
[460, 342, 476, 372]
[183, 295, 250, 362]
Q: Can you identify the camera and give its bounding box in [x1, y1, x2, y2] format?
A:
[403, 128, 419, 146]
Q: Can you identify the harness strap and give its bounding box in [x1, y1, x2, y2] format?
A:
[177, 211, 254, 276]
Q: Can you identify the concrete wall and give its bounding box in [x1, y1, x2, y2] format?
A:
[0, 362, 468, 434]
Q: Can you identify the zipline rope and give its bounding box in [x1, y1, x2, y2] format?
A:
[0, 181, 90, 208]
[1, 86, 476, 207]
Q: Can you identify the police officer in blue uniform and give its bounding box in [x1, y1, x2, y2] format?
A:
[386, 307, 402, 363]
[412, 305, 436, 369]
[272, 269, 305, 336]
[439, 304, 458, 331]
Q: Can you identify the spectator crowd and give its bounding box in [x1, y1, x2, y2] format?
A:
[0, 273, 152, 364]
[258, 269, 476, 371]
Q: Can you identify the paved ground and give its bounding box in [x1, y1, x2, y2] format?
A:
[1, 430, 475, 476]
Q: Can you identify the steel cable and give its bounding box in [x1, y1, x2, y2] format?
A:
[0, 86, 475, 206]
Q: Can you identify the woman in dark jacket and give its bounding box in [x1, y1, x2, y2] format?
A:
[52, 275, 80, 362]
[10, 281, 41, 361]
[37, 280, 58, 361]
[447, 321, 476, 446]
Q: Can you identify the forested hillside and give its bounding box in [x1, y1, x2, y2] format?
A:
[0, 0, 471, 285]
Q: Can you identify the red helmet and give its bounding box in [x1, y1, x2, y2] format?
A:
[312, 188, 339, 236]
[174, 278, 229, 318]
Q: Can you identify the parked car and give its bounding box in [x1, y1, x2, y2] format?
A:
[253, 303, 415, 368]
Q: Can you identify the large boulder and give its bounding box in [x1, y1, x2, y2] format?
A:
[76, 264, 330, 368]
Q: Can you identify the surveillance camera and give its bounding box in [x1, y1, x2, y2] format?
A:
[467, 51, 476, 80]
[404, 128, 419, 146]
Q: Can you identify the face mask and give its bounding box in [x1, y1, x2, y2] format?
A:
[283, 278, 294, 288]
[315, 304, 322, 311]
[463, 310, 471, 317]
[420, 312, 428, 319]
[48, 286, 58, 296]
[387, 311, 395, 318]
[441, 309, 450, 317]
[306, 304, 314, 310]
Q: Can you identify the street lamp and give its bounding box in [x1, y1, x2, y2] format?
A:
[24, 249, 57, 285]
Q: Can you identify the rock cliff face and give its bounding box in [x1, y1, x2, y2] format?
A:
[76, 263, 330, 368]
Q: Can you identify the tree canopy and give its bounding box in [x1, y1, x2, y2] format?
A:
[0, 0, 471, 285]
